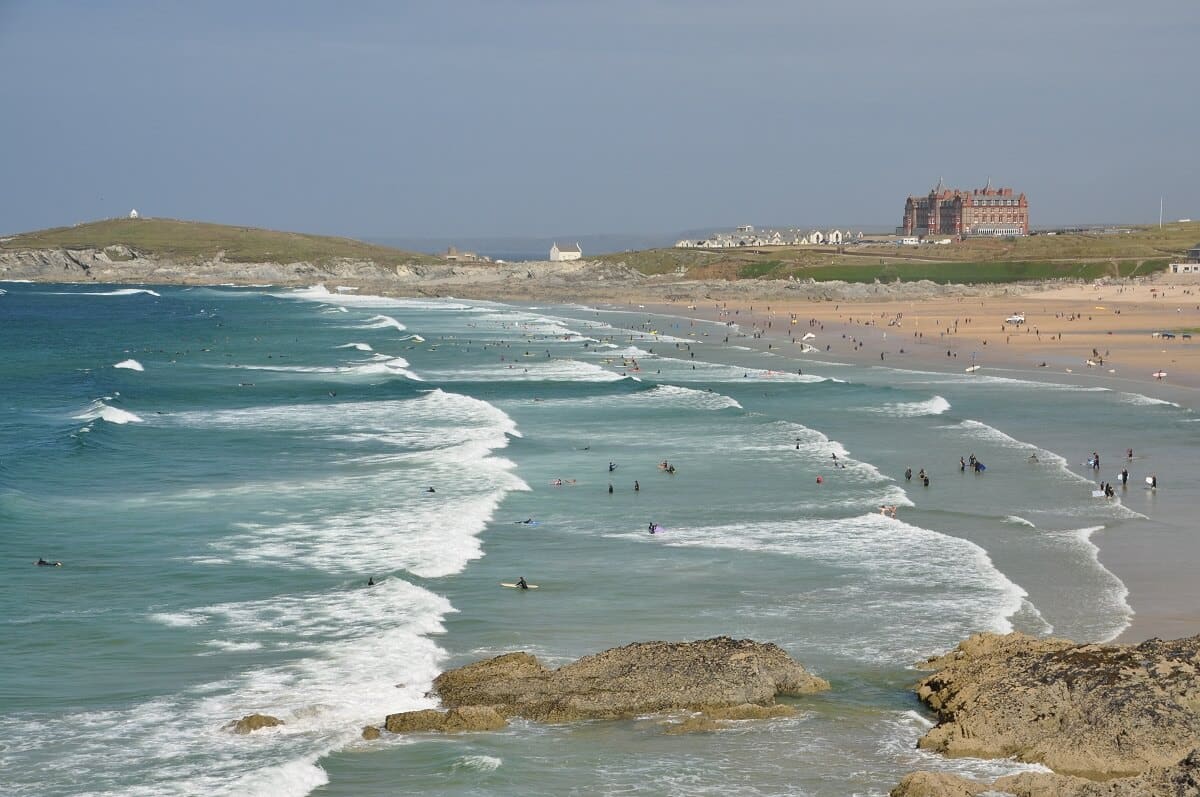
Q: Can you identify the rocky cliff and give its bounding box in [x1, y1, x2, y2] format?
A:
[892, 631, 1200, 795]
[0, 246, 645, 300]
[382, 637, 829, 733]
[0, 245, 1039, 303]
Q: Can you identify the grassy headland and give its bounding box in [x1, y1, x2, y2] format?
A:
[0, 218, 441, 266]
[594, 221, 1200, 283]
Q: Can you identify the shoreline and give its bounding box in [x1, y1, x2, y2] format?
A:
[615, 291, 1198, 645]
[10, 270, 1199, 644]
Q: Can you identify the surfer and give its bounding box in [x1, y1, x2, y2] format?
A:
[1150, 474, 1158, 489]
[608, 483, 614, 494]
[367, 576, 375, 586]
[426, 487, 436, 493]
[634, 480, 640, 492]
[516, 576, 529, 590]
[1121, 468, 1129, 487]
[648, 522, 659, 534]
[608, 462, 617, 472]
[1092, 452, 1100, 470]
[1028, 451, 1039, 463]
[959, 456, 966, 472]
[904, 467, 912, 482]
[36, 558, 62, 567]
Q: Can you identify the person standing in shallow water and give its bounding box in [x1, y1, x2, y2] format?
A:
[904, 467, 912, 482]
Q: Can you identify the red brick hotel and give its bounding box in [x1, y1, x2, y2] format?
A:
[903, 179, 1029, 237]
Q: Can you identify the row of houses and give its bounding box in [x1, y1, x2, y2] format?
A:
[675, 227, 864, 249]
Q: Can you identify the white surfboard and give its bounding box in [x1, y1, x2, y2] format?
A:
[501, 582, 539, 589]
[1145, 477, 1156, 487]
[965, 365, 981, 373]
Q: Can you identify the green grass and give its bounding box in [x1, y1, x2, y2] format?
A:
[593, 220, 1199, 284]
[737, 260, 785, 279]
[1, 217, 441, 266]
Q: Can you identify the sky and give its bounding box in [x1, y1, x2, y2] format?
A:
[2, 0, 1197, 241]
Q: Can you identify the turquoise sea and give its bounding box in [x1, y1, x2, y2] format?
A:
[1, 282, 1194, 796]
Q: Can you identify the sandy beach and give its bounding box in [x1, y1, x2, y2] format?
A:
[624, 277, 1200, 645]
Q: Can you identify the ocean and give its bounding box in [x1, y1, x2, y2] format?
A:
[0, 282, 1191, 796]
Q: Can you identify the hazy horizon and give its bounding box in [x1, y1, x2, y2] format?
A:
[2, 1, 1197, 241]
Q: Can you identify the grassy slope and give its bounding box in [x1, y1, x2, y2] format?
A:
[0, 218, 441, 266]
[594, 222, 1200, 283]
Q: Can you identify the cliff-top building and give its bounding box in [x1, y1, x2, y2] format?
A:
[903, 179, 1029, 238]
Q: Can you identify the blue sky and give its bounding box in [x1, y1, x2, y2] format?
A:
[2, 0, 1197, 239]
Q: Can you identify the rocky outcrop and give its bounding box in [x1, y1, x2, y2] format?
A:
[890, 749, 1200, 797]
[429, 637, 828, 724]
[911, 632, 1200, 778]
[383, 706, 507, 734]
[360, 725, 381, 740]
[225, 713, 283, 734]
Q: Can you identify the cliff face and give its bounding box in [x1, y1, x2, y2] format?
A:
[891, 631, 1200, 796]
[0, 246, 645, 300]
[913, 632, 1200, 778]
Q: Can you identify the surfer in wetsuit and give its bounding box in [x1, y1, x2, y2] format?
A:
[367, 576, 375, 586]
[516, 576, 529, 590]
[36, 558, 62, 567]
[1121, 468, 1129, 487]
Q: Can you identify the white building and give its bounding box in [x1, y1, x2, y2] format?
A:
[129, 209, 139, 219]
[827, 229, 843, 245]
[550, 242, 582, 262]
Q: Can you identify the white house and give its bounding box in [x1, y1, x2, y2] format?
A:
[808, 230, 825, 245]
[827, 229, 843, 245]
[129, 209, 139, 219]
[550, 242, 582, 262]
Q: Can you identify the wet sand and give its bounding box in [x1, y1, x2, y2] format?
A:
[621, 279, 1200, 644]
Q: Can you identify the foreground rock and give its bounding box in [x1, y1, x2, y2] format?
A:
[433, 637, 828, 722]
[383, 706, 507, 734]
[890, 749, 1200, 796]
[912, 632, 1200, 778]
[225, 713, 283, 734]
[383, 637, 827, 733]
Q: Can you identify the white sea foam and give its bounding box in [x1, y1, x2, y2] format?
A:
[878, 710, 1052, 782]
[74, 399, 144, 425]
[0, 579, 452, 797]
[1004, 515, 1036, 527]
[1118, 392, 1180, 407]
[427, 358, 626, 383]
[866, 395, 951, 417]
[149, 611, 207, 627]
[233, 355, 421, 381]
[203, 639, 263, 653]
[52, 287, 161, 297]
[452, 755, 503, 772]
[280, 284, 480, 312]
[361, 314, 407, 331]
[612, 513, 1026, 663]
[114, 358, 145, 371]
[335, 342, 374, 352]
[169, 391, 527, 578]
[938, 419, 1089, 485]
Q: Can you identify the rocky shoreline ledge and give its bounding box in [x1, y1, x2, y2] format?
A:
[0, 245, 1052, 303]
[891, 631, 1200, 796]
[370, 637, 829, 737]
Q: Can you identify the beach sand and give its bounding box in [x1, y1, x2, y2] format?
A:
[625, 277, 1200, 645]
